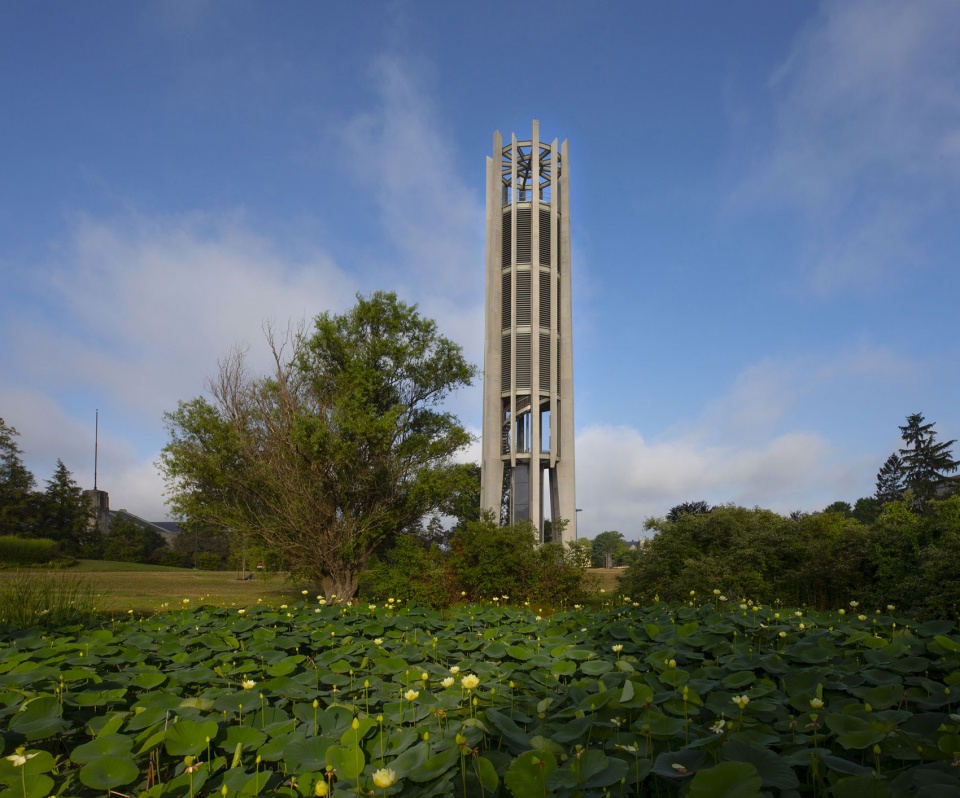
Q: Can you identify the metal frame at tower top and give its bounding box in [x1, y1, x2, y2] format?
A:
[480, 121, 577, 543]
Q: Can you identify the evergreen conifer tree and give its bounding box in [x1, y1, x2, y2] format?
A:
[38, 460, 93, 555]
[0, 418, 36, 535]
[898, 413, 959, 505]
[875, 453, 907, 504]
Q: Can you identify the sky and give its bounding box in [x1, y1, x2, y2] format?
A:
[2, 1, 960, 539]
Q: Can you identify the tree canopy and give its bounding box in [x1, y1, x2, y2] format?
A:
[666, 500, 711, 522]
[590, 530, 629, 568]
[159, 292, 476, 598]
[898, 413, 958, 506]
[38, 459, 94, 556]
[0, 418, 35, 536]
[875, 453, 906, 505]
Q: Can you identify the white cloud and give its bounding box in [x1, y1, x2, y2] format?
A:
[0, 387, 170, 520]
[2, 212, 360, 519]
[2, 56, 490, 522]
[575, 424, 863, 540]
[573, 342, 918, 538]
[10, 212, 357, 422]
[0, 389, 96, 487]
[737, 0, 960, 295]
[336, 54, 486, 315]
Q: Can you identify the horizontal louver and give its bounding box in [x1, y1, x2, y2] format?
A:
[501, 333, 511, 391]
[557, 339, 562, 392]
[539, 270, 551, 327]
[501, 211, 511, 267]
[539, 209, 551, 266]
[516, 332, 531, 390]
[515, 208, 532, 263]
[501, 272, 511, 329]
[516, 271, 531, 326]
[539, 332, 551, 392]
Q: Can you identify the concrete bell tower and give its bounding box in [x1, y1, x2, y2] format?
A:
[480, 121, 577, 543]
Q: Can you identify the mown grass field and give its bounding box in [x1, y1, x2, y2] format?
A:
[0, 560, 302, 614]
[0, 563, 623, 615]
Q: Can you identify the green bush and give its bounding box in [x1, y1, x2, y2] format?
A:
[102, 515, 168, 563]
[617, 499, 960, 618]
[0, 571, 101, 628]
[447, 513, 591, 607]
[359, 534, 452, 608]
[617, 506, 874, 609]
[196, 552, 223, 571]
[0, 535, 60, 566]
[156, 548, 188, 568]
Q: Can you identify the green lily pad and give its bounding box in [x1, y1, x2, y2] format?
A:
[687, 761, 763, 798]
[505, 750, 556, 797]
[164, 718, 219, 756]
[78, 755, 139, 790]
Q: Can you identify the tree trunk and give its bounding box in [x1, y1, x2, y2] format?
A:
[321, 571, 358, 602]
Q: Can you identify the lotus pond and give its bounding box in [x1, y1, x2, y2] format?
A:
[1, 596, 960, 797]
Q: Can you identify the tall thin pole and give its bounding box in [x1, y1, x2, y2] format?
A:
[94, 409, 99, 491]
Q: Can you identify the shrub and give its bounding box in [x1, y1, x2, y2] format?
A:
[103, 515, 168, 563]
[359, 535, 452, 608]
[617, 505, 873, 609]
[0, 535, 60, 566]
[0, 570, 101, 628]
[156, 548, 188, 568]
[196, 552, 223, 571]
[447, 513, 591, 607]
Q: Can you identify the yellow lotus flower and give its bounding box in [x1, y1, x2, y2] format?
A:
[5, 751, 37, 767]
[441, 677, 455, 688]
[242, 679, 256, 690]
[404, 689, 419, 701]
[372, 767, 397, 788]
[810, 697, 824, 710]
[461, 674, 480, 690]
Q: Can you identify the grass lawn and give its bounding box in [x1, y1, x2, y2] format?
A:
[590, 566, 623, 594]
[0, 562, 624, 616]
[0, 560, 304, 614]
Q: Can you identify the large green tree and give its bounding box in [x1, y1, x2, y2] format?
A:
[0, 418, 36, 536]
[590, 530, 628, 568]
[159, 292, 475, 599]
[898, 413, 958, 506]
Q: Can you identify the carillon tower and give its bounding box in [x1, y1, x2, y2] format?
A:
[480, 121, 577, 543]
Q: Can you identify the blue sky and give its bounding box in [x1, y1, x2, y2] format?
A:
[3, 1, 959, 537]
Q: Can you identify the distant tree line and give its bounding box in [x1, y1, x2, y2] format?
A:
[0, 418, 169, 565]
[620, 413, 960, 618]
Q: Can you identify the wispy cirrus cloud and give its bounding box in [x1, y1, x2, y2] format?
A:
[737, 0, 960, 296]
[335, 56, 486, 337]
